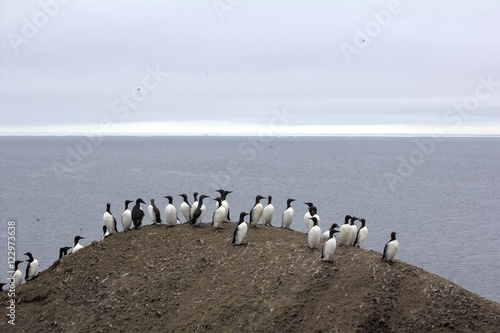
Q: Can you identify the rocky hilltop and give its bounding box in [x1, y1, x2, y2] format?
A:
[2, 223, 500, 332]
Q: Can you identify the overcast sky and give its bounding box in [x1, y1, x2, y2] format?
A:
[1, 0, 499, 136]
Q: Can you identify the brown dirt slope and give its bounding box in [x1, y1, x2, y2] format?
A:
[2, 223, 500, 333]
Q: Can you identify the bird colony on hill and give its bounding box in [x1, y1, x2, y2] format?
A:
[5, 189, 398, 290]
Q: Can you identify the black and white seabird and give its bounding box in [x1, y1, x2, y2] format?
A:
[249, 195, 265, 227]
[382, 231, 399, 264]
[281, 198, 296, 229]
[179, 193, 192, 223]
[148, 199, 163, 225]
[103, 202, 118, 234]
[101, 225, 110, 240]
[215, 189, 232, 222]
[232, 212, 249, 245]
[304, 202, 314, 230]
[164, 195, 180, 226]
[59, 246, 72, 259]
[338, 215, 354, 246]
[348, 215, 358, 246]
[322, 224, 340, 262]
[72, 235, 85, 253]
[212, 197, 227, 230]
[308, 216, 321, 250]
[24, 252, 39, 281]
[190, 194, 209, 227]
[353, 218, 368, 248]
[12, 260, 23, 287]
[262, 195, 274, 226]
[310, 206, 320, 229]
[190, 192, 199, 218]
[132, 198, 146, 229]
[121, 200, 133, 231]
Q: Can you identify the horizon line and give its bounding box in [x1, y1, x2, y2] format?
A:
[1, 133, 499, 138]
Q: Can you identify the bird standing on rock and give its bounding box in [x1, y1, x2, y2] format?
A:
[382, 231, 399, 264]
[12, 260, 23, 287]
[338, 215, 354, 246]
[348, 215, 358, 246]
[132, 198, 146, 229]
[322, 224, 340, 262]
[164, 195, 180, 226]
[121, 200, 133, 231]
[59, 246, 72, 259]
[190, 194, 209, 227]
[103, 202, 118, 234]
[215, 189, 232, 222]
[190, 192, 199, 218]
[179, 193, 191, 223]
[72, 235, 85, 253]
[101, 225, 110, 240]
[353, 218, 368, 248]
[249, 195, 265, 227]
[233, 212, 249, 245]
[308, 217, 321, 250]
[304, 202, 314, 230]
[262, 195, 274, 226]
[281, 198, 296, 229]
[212, 197, 227, 230]
[24, 252, 39, 281]
[148, 199, 163, 224]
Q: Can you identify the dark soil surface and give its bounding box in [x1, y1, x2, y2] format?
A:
[2, 223, 500, 332]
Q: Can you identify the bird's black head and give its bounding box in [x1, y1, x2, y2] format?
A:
[136, 198, 146, 205]
[255, 195, 265, 202]
[287, 198, 296, 203]
[193, 192, 199, 199]
[14, 260, 23, 269]
[198, 194, 209, 202]
[329, 229, 339, 238]
[330, 223, 339, 230]
[106, 202, 111, 209]
[74, 235, 84, 243]
[151, 198, 156, 204]
[304, 202, 314, 207]
[179, 193, 188, 200]
[216, 189, 224, 195]
[344, 215, 352, 223]
[125, 200, 133, 207]
[238, 212, 249, 222]
[391, 231, 397, 240]
[24, 252, 32, 257]
[164, 196, 173, 203]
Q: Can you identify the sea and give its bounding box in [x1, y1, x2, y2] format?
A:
[0, 136, 498, 303]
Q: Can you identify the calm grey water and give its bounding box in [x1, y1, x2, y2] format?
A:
[0, 136, 498, 303]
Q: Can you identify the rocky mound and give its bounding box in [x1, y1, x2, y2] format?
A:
[2, 223, 500, 332]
